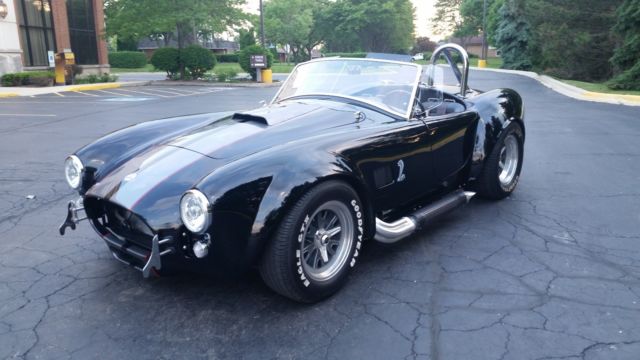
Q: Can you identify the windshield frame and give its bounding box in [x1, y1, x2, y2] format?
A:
[271, 58, 423, 119]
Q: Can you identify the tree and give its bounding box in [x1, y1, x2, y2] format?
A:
[412, 37, 437, 54]
[238, 28, 256, 49]
[430, 0, 463, 37]
[104, 0, 246, 50]
[264, 0, 324, 61]
[608, 0, 640, 89]
[494, 0, 532, 70]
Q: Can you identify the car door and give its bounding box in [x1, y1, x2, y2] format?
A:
[423, 99, 478, 184]
[355, 114, 439, 212]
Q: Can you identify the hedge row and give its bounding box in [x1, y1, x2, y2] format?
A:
[151, 45, 217, 79]
[1, 71, 55, 87]
[108, 51, 147, 68]
[215, 54, 239, 63]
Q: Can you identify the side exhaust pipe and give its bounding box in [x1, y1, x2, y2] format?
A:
[374, 190, 475, 244]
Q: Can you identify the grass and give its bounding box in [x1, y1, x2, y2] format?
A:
[562, 79, 640, 96]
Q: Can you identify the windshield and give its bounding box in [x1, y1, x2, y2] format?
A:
[273, 59, 421, 118]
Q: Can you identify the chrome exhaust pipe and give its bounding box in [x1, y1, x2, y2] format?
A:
[374, 190, 475, 244]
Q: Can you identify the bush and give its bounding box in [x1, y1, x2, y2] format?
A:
[215, 68, 238, 82]
[1, 71, 54, 87]
[607, 61, 640, 90]
[238, 45, 274, 80]
[108, 51, 147, 68]
[323, 52, 368, 58]
[151, 47, 180, 76]
[181, 45, 216, 79]
[215, 54, 239, 63]
[74, 73, 118, 84]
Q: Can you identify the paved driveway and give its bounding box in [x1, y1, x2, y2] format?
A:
[0, 75, 639, 360]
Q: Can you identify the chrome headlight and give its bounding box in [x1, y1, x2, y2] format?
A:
[64, 155, 84, 189]
[180, 190, 211, 234]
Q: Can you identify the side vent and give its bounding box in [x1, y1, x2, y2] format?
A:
[232, 113, 268, 125]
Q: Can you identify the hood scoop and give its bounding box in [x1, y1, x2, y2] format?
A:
[232, 112, 268, 125]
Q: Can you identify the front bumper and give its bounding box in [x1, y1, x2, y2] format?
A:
[60, 197, 176, 278]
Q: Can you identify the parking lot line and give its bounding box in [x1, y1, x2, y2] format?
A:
[142, 88, 186, 96]
[115, 88, 171, 97]
[54, 92, 65, 97]
[72, 90, 99, 97]
[95, 89, 132, 97]
[0, 113, 57, 117]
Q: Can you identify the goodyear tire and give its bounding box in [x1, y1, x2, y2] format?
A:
[477, 122, 524, 200]
[259, 181, 364, 303]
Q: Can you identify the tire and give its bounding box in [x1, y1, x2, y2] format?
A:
[476, 122, 524, 200]
[259, 181, 365, 303]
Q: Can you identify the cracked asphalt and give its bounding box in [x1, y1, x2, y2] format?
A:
[0, 73, 639, 360]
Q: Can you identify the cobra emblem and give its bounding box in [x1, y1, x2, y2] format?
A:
[397, 160, 406, 182]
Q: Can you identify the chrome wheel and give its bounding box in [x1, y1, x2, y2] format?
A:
[498, 134, 519, 188]
[301, 201, 354, 282]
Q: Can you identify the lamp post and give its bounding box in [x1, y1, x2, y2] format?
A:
[0, 0, 9, 20]
[259, 0, 265, 47]
[479, 0, 488, 68]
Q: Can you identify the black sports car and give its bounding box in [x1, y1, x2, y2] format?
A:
[60, 44, 525, 302]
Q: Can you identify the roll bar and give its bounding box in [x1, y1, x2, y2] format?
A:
[429, 43, 470, 98]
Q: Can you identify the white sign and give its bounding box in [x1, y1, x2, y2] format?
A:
[47, 51, 55, 68]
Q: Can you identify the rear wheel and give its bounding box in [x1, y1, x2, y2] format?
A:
[476, 122, 524, 200]
[259, 181, 364, 303]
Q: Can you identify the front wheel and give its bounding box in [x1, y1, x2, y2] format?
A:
[476, 122, 524, 200]
[259, 181, 365, 303]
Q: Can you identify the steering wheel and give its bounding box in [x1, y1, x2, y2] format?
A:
[382, 90, 412, 112]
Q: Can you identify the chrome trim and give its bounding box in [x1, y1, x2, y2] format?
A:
[271, 57, 422, 120]
[180, 189, 212, 235]
[58, 197, 87, 235]
[374, 217, 417, 243]
[430, 43, 470, 98]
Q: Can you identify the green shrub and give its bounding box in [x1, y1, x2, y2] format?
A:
[238, 45, 273, 80]
[215, 54, 239, 63]
[108, 51, 147, 68]
[607, 61, 640, 90]
[74, 73, 118, 84]
[181, 45, 216, 79]
[215, 68, 238, 82]
[323, 52, 368, 58]
[1, 71, 54, 87]
[151, 47, 180, 76]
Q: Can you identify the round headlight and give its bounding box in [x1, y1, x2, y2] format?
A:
[64, 155, 84, 189]
[180, 190, 211, 234]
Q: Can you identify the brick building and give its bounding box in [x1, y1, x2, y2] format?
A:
[0, 0, 109, 76]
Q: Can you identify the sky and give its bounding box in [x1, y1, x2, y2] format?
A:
[242, 0, 438, 39]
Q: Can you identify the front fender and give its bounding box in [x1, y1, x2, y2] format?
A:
[469, 88, 525, 180]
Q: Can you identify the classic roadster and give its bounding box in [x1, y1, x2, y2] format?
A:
[60, 44, 525, 302]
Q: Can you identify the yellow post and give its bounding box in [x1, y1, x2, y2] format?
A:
[478, 59, 487, 68]
[55, 54, 65, 85]
[261, 68, 272, 83]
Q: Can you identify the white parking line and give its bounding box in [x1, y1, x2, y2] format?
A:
[115, 88, 171, 97]
[95, 89, 132, 97]
[0, 113, 57, 117]
[54, 92, 65, 97]
[73, 91, 99, 97]
[142, 88, 187, 96]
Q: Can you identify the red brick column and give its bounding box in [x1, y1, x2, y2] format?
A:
[93, 0, 109, 66]
[50, 0, 71, 52]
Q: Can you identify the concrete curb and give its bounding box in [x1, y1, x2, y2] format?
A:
[0, 92, 19, 98]
[0, 81, 150, 97]
[471, 67, 640, 107]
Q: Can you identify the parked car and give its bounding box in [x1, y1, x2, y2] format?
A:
[411, 52, 424, 61]
[60, 44, 525, 302]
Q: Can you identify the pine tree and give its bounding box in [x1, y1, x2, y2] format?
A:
[608, 0, 640, 90]
[494, 0, 531, 70]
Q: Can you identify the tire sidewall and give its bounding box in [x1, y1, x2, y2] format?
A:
[290, 183, 364, 299]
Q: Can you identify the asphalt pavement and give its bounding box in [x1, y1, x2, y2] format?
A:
[1, 73, 639, 360]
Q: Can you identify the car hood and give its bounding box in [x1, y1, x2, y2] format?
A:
[84, 99, 363, 229]
[167, 99, 360, 160]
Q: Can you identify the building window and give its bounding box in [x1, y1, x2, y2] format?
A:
[67, 0, 98, 65]
[16, 0, 56, 67]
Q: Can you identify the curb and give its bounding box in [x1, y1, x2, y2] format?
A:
[0, 93, 18, 98]
[67, 81, 151, 92]
[471, 67, 640, 107]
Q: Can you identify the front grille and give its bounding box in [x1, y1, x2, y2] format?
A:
[85, 197, 155, 250]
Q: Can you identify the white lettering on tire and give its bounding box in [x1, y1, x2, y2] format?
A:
[350, 199, 364, 268]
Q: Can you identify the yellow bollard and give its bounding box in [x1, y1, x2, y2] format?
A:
[478, 59, 487, 68]
[261, 68, 273, 84]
